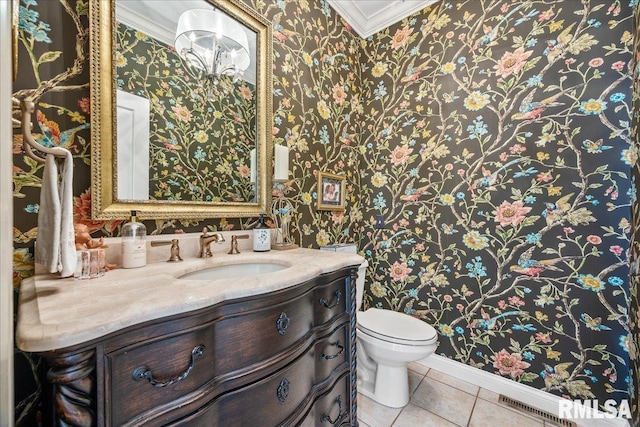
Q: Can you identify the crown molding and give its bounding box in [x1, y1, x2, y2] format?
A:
[327, 0, 438, 39]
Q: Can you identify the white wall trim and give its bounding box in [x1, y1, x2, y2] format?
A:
[0, 0, 15, 425]
[419, 355, 630, 427]
[327, 0, 438, 39]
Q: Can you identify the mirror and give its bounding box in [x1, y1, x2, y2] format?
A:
[90, 0, 273, 220]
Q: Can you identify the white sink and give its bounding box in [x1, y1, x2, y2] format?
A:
[179, 262, 289, 280]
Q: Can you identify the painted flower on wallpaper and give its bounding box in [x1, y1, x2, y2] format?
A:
[371, 62, 388, 77]
[494, 47, 533, 79]
[171, 104, 191, 123]
[493, 201, 532, 227]
[463, 230, 489, 251]
[464, 91, 490, 111]
[390, 145, 412, 166]
[333, 84, 347, 104]
[390, 261, 412, 282]
[578, 274, 606, 293]
[493, 349, 531, 379]
[390, 26, 413, 49]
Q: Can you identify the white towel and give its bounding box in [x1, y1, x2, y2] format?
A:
[35, 151, 76, 277]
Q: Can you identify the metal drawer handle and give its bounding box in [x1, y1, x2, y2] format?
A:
[320, 290, 341, 309]
[321, 395, 345, 424]
[320, 340, 344, 361]
[132, 344, 205, 388]
[276, 312, 290, 335]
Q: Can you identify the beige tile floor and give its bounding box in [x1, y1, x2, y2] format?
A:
[357, 362, 566, 427]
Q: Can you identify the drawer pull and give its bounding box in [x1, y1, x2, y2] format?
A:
[132, 344, 205, 388]
[276, 312, 290, 335]
[277, 378, 290, 402]
[320, 340, 344, 360]
[319, 290, 342, 309]
[321, 395, 345, 424]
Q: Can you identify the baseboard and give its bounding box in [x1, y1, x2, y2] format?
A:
[418, 355, 630, 427]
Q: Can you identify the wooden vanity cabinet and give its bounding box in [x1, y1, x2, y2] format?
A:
[40, 267, 358, 427]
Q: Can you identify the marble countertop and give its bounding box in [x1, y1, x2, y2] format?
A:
[17, 244, 363, 353]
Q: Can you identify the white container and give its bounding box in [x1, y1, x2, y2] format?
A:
[121, 211, 147, 268]
[253, 214, 271, 252]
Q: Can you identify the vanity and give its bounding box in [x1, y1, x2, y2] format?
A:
[16, 244, 363, 426]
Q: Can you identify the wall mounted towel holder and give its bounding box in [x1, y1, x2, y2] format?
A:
[16, 97, 70, 164]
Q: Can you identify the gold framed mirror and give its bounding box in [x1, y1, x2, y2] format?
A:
[90, 0, 273, 220]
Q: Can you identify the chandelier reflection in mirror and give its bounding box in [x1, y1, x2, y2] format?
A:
[174, 8, 250, 99]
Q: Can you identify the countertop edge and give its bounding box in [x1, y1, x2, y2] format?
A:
[16, 249, 364, 353]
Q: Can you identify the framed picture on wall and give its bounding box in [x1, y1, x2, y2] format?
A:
[317, 172, 345, 211]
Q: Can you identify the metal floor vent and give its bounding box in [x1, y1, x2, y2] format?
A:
[498, 394, 577, 427]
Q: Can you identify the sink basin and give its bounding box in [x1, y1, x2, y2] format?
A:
[179, 262, 289, 280]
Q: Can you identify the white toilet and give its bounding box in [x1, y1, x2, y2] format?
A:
[355, 261, 438, 408]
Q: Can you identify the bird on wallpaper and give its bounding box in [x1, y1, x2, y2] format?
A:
[157, 135, 182, 151]
[510, 246, 580, 277]
[580, 313, 612, 331]
[400, 180, 434, 202]
[511, 88, 566, 121]
[377, 112, 408, 141]
[541, 362, 573, 388]
[469, 158, 525, 192]
[471, 3, 525, 50]
[542, 193, 574, 226]
[544, 23, 576, 63]
[471, 309, 526, 331]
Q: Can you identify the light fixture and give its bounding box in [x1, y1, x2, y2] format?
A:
[174, 8, 250, 96]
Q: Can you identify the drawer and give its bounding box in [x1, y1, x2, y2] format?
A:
[313, 324, 349, 384]
[313, 275, 350, 326]
[299, 373, 352, 427]
[175, 348, 317, 427]
[213, 292, 315, 374]
[107, 327, 215, 426]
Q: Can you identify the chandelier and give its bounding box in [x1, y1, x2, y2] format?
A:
[174, 9, 250, 95]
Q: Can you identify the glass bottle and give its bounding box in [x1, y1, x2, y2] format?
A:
[253, 214, 271, 252]
[121, 210, 147, 268]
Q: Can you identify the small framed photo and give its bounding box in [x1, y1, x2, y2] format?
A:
[317, 172, 345, 211]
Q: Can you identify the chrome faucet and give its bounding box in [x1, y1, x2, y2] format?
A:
[199, 227, 225, 258]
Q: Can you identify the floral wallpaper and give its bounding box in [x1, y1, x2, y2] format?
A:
[357, 0, 635, 416]
[116, 22, 257, 202]
[10, 0, 640, 425]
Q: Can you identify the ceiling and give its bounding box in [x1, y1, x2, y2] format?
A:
[326, 0, 439, 38]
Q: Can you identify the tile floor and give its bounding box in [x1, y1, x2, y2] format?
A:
[357, 362, 565, 427]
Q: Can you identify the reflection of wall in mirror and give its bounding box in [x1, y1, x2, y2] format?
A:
[116, 22, 257, 203]
[117, 90, 150, 200]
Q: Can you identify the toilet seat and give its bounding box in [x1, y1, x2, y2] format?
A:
[357, 308, 437, 345]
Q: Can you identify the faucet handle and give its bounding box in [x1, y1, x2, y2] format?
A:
[201, 226, 210, 237]
[151, 239, 183, 262]
[228, 234, 250, 255]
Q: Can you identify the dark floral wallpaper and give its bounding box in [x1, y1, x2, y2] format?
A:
[357, 0, 635, 414]
[11, 0, 640, 425]
[117, 22, 257, 202]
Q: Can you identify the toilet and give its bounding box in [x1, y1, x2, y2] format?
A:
[355, 261, 438, 408]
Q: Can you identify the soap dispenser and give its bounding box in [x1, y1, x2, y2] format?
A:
[253, 214, 271, 252]
[121, 210, 147, 268]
